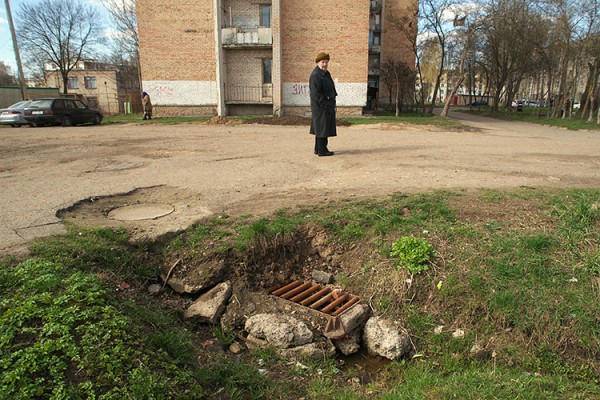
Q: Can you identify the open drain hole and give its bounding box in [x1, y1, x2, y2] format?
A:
[268, 281, 360, 317]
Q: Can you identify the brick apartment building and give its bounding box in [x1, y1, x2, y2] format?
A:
[136, 0, 416, 117]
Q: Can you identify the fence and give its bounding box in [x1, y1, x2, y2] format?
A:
[224, 84, 272, 104]
[0, 86, 60, 108]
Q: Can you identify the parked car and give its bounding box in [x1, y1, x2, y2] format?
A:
[469, 100, 488, 106]
[24, 98, 103, 127]
[0, 100, 32, 127]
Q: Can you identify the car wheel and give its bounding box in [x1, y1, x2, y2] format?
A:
[93, 114, 102, 125]
[11, 124, 22, 128]
[61, 116, 73, 127]
[28, 122, 38, 128]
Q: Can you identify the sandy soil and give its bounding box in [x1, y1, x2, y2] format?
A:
[1, 110, 598, 254]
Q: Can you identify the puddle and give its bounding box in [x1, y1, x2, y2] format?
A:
[340, 348, 390, 384]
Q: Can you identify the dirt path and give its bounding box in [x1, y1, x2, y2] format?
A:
[1, 113, 598, 254]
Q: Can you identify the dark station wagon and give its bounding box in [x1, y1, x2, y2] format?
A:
[24, 98, 103, 127]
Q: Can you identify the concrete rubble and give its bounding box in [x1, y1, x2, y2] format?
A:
[184, 281, 232, 324]
[363, 317, 412, 360]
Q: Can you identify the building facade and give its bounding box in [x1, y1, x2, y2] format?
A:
[136, 0, 416, 117]
[45, 60, 142, 115]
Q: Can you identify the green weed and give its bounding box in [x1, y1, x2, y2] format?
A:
[390, 235, 435, 274]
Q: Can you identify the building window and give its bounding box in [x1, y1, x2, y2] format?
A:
[260, 5, 271, 27]
[67, 77, 79, 89]
[262, 58, 272, 84]
[84, 76, 97, 89]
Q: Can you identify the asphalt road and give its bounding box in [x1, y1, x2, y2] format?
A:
[1, 111, 598, 254]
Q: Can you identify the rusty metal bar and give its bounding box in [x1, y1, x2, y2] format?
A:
[331, 296, 360, 316]
[310, 291, 337, 310]
[269, 280, 360, 317]
[281, 282, 312, 300]
[321, 294, 349, 314]
[300, 287, 331, 306]
[270, 281, 303, 296]
[289, 284, 320, 303]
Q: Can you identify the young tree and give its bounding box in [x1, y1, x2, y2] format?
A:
[16, 0, 103, 93]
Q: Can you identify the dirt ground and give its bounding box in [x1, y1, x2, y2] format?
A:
[1, 109, 599, 255]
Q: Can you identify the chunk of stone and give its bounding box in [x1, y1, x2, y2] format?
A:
[332, 328, 362, 356]
[147, 284, 162, 295]
[279, 341, 336, 360]
[363, 317, 412, 360]
[312, 270, 335, 285]
[245, 313, 313, 349]
[163, 259, 228, 294]
[184, 281, 232, 324]
[338, 304, 370, 334]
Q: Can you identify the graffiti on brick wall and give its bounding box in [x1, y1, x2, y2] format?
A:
[147, 84, 175, 98]
[291, 83, 310, 96]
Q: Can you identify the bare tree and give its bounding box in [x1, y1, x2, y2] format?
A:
[16, 0, 103, 93]
[381, 60, 417, 116]
[387, 5, 427, 113]
[0, 63, 19, 86]
[102, 0, 141, 90]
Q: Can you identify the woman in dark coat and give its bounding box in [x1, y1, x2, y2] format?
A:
[310, 52, 337, 156]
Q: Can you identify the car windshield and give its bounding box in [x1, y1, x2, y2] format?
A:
[8, 101, 31, 109]
[27, 99, 53, 109]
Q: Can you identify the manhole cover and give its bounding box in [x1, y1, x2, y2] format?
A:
[269, 281, 360, 317]
[108, 203, 175, 221]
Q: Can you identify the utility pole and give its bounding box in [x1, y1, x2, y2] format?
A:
[4, 0, 27, 99]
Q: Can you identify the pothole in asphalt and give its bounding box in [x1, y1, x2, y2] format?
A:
[108, 203, 175, 221]
[57, 185, 212, 242]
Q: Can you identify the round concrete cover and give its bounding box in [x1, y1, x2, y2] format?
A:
[108, 203, 175, 221]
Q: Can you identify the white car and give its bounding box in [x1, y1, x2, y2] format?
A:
[0, 100, 32, 127]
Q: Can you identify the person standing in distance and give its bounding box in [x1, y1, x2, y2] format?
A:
[309, 52, 337, 156]
[142, 92, 153, 120]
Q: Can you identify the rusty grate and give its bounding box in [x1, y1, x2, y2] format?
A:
[268, 281, 360, 317]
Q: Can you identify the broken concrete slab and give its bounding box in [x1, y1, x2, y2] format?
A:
[332, 328, 362, 356]
[338, 303, 370, 333]
[184, 281, 232, 324]
[245, 313, 313, 349]
[163, 258, 229, 294]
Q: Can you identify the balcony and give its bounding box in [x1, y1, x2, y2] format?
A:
[370, 0, 382, 11]
[222, 27, 272, 47]
[224, 84, 273, 104]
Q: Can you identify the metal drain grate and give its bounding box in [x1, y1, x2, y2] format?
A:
[268, 281, 360, 317]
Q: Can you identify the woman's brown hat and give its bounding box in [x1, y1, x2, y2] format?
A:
[315, 52, 330, 63]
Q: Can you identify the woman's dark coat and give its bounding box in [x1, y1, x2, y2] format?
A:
[309, 66, 337, 137]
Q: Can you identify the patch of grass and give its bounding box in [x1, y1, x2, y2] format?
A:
[29, 226, 151, 279]
[0, 259, 205, 399]
[461, 107, 600, 131]
[339, 112, 464, 129]
[381, 361, 599, 400]
[103, 113, 212, 124]
[2, 188, 599, 398]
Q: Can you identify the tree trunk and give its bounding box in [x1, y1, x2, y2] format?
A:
[62, 74, 69, 94]
[441, 76, 464, 118]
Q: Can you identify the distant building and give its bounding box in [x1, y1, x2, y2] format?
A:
[136, 0, 417, 116]
[45, 60, 141, 115]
